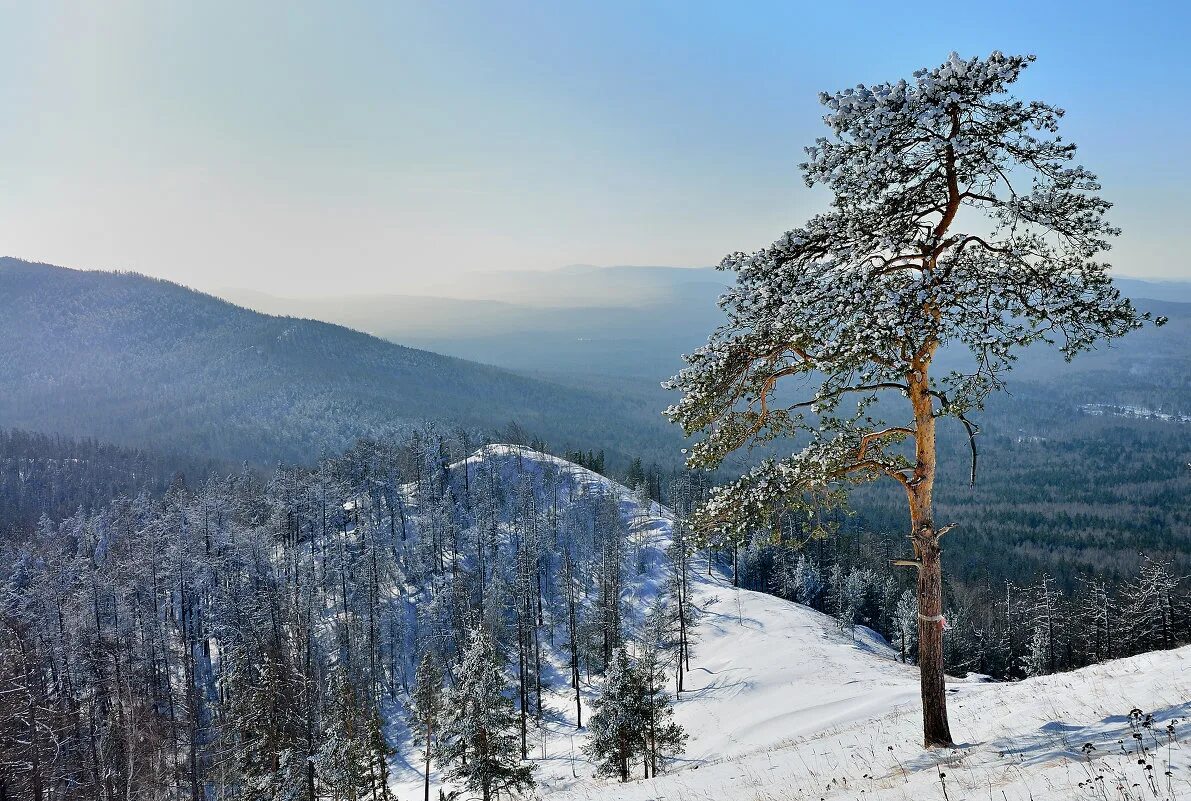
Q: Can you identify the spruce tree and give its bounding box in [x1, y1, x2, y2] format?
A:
[440, 629, 534, 801]
[583, 647, 642, 782]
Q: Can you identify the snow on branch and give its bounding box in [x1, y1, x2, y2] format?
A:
[665, 50, 1160, 531]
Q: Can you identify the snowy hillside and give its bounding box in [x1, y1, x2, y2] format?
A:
[390, 447, 1190, 801]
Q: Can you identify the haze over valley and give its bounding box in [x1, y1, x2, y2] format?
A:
[2, 6, 1190, 801]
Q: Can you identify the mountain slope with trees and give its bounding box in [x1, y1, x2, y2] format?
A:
[3, 439, 1185, 801]
[0, 436, 700, 800]
[0, 258, 680, 467]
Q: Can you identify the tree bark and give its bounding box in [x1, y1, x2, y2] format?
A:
[912, 530, 951, 746]
[908, 368, 954, 747]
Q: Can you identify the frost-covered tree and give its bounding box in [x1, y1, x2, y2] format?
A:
[634, 618, 687, 778]
[314, 674, 376, 801]
[893, 589, 919, 664]
[583, 647, 643, 782]
[665, 51, 1158, 746]
[1072, 576, 1114, 664]
[440, 629, 534, 801]
[1020, 574, 1061, 677]
[1122, 555, 1182, 653]
[409, 653, 444, 801]
[773, 550, 825, 608]
[584, 642, 686, 782]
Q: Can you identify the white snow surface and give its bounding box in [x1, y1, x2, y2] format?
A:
[389, 446, 1190, 801]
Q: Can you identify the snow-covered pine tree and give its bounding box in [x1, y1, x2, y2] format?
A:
[664, 51, 1157, 746]
[792, 553, 825, 609]
[219, 576, 307, 800]
[560, 525, 584, 727]
[878, 574, 902, 639]
[583, 647, 644, 782]
[666, 472, 703, 692]
[636, 608, 688, 779]
[827, 563, 849, 633]
[314, 673, 378, 801]
[998, 580, 1022, 677]
[440, 628, 534, 801]
[893, 589, 919, 664]
[940, 602, 977, 676]
[737, 535, 771, 593]
[1072, 575, 1115, 664]
[846, 567, 881, 632]
[593, 489, 626, 669]
[769, 546, 796, 601]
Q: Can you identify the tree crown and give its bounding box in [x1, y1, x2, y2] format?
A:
[664, 51, 1159, 534]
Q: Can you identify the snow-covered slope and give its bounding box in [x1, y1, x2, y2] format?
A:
[391, 446, 1190, 801]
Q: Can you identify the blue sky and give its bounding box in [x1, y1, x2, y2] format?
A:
[1, 1, 1188, 294]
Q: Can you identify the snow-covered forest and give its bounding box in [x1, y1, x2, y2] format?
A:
[0, 435, 702, 800]
[3, 17, 1191, 801]
[2, 429, 1188, 800]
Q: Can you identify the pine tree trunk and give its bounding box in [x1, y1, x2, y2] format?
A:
[908, 372, 953, 748]
[913, 530, 951, 746]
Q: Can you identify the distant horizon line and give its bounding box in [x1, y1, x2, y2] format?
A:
[3, 254, 1189, 300]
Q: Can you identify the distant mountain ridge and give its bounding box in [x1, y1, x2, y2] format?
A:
[0, 258, 680, 466]
[219, 279, 728, 380]
[220, 267, 1191, 383]
[1113, 276, 1191, 303]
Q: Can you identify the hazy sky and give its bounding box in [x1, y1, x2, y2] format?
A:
[2, 1, 1188, 295]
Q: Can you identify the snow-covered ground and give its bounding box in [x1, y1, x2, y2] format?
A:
[390, 446, 1190, 801]
[1080, 403, 1191, 424]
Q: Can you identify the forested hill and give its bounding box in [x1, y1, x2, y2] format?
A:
[0, 258, 679, 467]
[4, 440, 1186, 801]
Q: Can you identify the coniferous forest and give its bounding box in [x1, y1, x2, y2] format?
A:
[0, 432, 703, 801]
[2, 423, 1187, 799]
